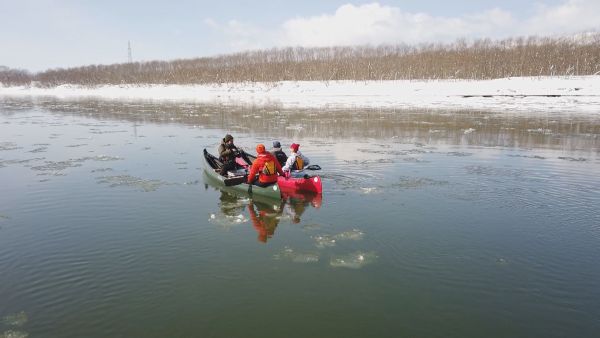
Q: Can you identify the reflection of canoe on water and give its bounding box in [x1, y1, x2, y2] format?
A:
[203, 149, 282, 200]
[240, 153, 323, 194]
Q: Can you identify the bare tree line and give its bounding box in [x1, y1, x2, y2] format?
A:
[1, 34, 599, 87]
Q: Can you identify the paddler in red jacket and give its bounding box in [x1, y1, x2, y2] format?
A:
[247, 143, 284, 188]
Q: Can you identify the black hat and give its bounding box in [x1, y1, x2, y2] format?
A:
[224, 134, 233, 142]
[273, 141, 281, 148]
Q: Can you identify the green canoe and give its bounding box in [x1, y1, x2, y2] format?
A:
[203, 149, 282, 200]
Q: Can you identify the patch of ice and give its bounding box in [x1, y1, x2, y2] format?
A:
[96, 175, 170, 192]
[330, 251, 377, 269]
[0, 330, 29, 338]
[273, 247, 319, 263]
[2, 311, 27, 327]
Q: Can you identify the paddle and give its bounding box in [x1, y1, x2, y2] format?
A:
[305, 164, 321, 170]
[224, 176, 246, 186]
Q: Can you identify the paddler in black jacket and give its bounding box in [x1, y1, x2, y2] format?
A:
[270, 140, 288, 167]
[218, 134, 239, 175]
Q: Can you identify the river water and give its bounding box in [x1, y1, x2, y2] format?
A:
[1, 98, 599, 338]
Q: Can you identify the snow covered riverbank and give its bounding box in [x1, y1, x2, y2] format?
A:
[1, 76, 599, 113]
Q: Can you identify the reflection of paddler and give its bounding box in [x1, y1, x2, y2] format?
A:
[282, 192, 322, 223]
[247, 201, 281, 243]
[219, 190, 245, 216]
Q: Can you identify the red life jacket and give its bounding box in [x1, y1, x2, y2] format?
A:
[248, 152, 283, 184]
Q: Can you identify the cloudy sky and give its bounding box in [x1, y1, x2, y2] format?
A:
[1, 0, 599, 71]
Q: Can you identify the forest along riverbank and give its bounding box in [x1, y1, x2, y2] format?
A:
[1, 76, 600, 113]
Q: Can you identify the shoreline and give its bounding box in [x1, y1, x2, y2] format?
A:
[1, 76, 600, 113]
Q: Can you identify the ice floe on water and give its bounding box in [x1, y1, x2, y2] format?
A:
[90, 168, 113, 173]
[27, 147, 47, 153]
[273, 247, 319, 263]
[333, 229, 365, 241]
[0, 158, 45, 169]
[446, 151, 473, 157]
[360, 187, 378, 194]
[0, 311, 28, 338]
[313, 229, 365, 248]
[330, 251, 377, 269]
[2, 312, 27, 327]
[387, 176, 448, 189]
[208, 213, 249, 227]
[313, 235, 337, 248]
[301, 223, 322, 230]
[31, 155, 122, 176]
[0, 142, 22, 151]
[507, 154, 546, 160]
[496, 258, 509, 266]
[0, 330, 29, 338]
[558, 156, 587, 162]
[96, 175, 170, 192]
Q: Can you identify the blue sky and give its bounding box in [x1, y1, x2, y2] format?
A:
[1, 0, 597, 71]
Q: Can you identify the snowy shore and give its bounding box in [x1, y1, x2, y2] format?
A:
[1, 76, 599, 113]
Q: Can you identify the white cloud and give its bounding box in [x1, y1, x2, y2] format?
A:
[209, 1, 600, 51]
[279, 1, 600, 47]
[526, 0, 600, 35]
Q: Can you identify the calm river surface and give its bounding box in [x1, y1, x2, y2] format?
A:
[1, 98, 600, 338]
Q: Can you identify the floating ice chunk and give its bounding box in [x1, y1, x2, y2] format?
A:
[558, 156, 587, 162]
[0, 330, 29, 338]
[313, 235, 336, 248]
[208, 213, 249, 227]
[333, 229, 364, 241]
[330, 251, 377, 269]
[2, 311, 27, 327]
[273, 247, 319, 263]
[360, 187, 377, 194]
[0, 142, 22, 151]
[95, 175, 169, 192]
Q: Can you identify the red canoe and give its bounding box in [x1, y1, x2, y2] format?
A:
[235, 153, 323, 194]
[278, 174, 323, 194]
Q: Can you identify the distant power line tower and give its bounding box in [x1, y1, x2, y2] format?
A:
[127, 41, 133, 63]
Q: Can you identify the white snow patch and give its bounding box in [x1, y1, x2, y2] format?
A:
[1, 76, 599, 113]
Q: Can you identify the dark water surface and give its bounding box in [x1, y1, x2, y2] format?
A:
[1, 98, 600, 338]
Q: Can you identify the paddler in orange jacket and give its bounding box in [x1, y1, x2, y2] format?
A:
[247, 144, 284, 188]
